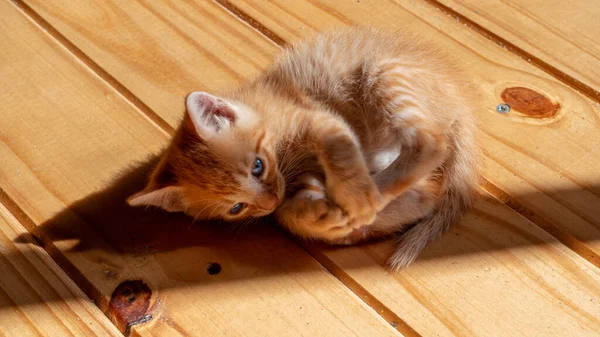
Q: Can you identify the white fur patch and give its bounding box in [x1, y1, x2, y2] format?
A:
[391, 94, 417, 107]
[297, 175, 324, 189]
[370, 148, 400, 172]
[295, 189, 325, 201]
[397, 107, 423, 121]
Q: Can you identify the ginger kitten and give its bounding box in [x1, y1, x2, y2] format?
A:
[128, 27, 480, 270]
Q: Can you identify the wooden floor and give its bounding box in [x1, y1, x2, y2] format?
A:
[1, 0, 599, 336]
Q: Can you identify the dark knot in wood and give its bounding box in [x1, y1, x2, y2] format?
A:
[109, 280, 153, 334]
[501, 86, 560, 118]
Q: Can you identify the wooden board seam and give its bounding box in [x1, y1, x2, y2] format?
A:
[417, 0, 600, 103]
[300, 242, 421, 337]
[0, 186, 111, 320]
[214, 0, 600, 104]
[213, 0, 287, 47]
[481, 179, 600, 268]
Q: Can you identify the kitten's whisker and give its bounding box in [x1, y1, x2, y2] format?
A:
[207, 204, 222, 220]
[193, 201, 220, 222]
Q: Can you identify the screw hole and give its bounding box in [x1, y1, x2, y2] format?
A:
[205, 262, 221, 275]
[496, 103, 510, 113]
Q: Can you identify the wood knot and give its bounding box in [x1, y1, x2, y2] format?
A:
[109, 280, 153, 334]
[500, 87, 560, 118]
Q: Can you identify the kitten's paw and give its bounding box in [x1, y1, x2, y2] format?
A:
[291, 198, 356, 241]
[329, 174, 381, 227]
[325, 225, 370, 245]
[309, 199, 347, 228]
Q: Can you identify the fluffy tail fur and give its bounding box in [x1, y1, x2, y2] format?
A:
[388, 120, 479, 270]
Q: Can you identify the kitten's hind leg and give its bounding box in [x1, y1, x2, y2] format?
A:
[373, 127, 448, 208]
[367, 61, 450, 208]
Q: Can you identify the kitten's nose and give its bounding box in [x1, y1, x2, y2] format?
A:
[256, 193, 279, 211]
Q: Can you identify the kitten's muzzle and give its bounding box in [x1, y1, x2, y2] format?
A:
[255, 192, 280, 211]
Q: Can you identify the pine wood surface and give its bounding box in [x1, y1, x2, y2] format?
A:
[1, 0, 599, 336]
[432, 0, 600, 99]
[0, 203, 122, 337]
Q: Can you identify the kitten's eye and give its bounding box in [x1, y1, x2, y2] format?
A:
[251, 158, 264, 177]
[229, 203, 247, 215]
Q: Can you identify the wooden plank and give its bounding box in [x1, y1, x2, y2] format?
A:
[431, 0, 600, 98]
[0, 2, 399, 336]
[0, 203, 122, 337]
[13, 0, 600, 335]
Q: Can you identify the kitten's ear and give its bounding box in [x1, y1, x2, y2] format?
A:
[186, 91, 236, 137]
[127, 185, 185, 212]
[127, 159, 185, 212]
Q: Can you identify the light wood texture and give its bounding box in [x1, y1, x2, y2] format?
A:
[0, 2, 399, 336]
[5, 0, 600, 335]
[313, 193, 600, 336]
[434, 0, 600, 96]
[19, 0, 281, 127]
[0, 203, 122, 337]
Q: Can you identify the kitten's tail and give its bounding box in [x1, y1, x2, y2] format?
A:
[388, 120, 479, 270]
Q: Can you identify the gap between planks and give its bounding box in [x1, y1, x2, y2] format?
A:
[4, 0, 599, 335]
[215, 0, 600, 105]
[415, 0, 600, 104]
[0, 186, 110, 317]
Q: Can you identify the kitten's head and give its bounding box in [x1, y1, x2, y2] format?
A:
[128, 91, 285, 221]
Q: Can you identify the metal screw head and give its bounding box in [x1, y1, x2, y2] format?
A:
[496, 103, 510, 113]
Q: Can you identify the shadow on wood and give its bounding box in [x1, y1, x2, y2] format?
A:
[8, 155, 600, 311]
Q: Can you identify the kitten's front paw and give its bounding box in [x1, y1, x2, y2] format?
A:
[297, 199, 358, 240]
[326, 225, 370, 245]
[329, 174, 382, 227]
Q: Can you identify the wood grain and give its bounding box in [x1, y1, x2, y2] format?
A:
[17, 0, 280, 127]
[310, 193, 600, 336]
[225, 0, 600, 262]
[0, 203, 122, 337]
[432, 0, 600, 98]
[10, 0, 600, 335]
[0, 2, 400, 336]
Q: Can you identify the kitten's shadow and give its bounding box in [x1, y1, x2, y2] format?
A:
[10, 156, 600, 310]
[14, 156, 309, 266]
